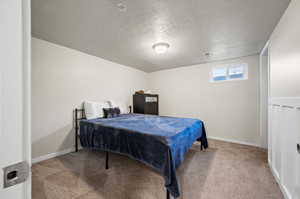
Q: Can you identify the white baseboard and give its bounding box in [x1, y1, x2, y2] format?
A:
[32, 147, 75, 164]
[268, 161, 291, 199]
[207, 136, 262, 148]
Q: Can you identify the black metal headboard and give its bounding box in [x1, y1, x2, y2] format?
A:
[74, 105, 132, 152]
[74, 108, 85, 152]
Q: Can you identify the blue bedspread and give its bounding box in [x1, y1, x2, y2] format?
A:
[79, 114, 208, 198]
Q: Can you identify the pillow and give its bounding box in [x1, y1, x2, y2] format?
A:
[84, 100, 110, 119]
[114, 107, 121, 115]
[103, 107, 120, 118]
[109, 100, 129, 114]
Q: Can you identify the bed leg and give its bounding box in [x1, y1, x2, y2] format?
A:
[105, 151, 109, 169]
[75, 139, 78, 152]
[166, 189, 170, 199]
[75, 108, 79, 152]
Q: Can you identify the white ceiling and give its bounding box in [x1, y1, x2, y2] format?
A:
[32, 0, 290, 72]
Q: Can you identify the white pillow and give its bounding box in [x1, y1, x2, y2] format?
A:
[109, 100, 129, 114]
[84, 100, 110, 119]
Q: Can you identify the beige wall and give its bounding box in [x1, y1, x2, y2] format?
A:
[148, 55, 260, 146]
[269, 0, 300, 97]
[32, 38, 261, 159]
[32, 38, 148, 159]
[32, 1, 300, 158]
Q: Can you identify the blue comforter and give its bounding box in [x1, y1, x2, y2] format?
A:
[79, 114, 208, 198]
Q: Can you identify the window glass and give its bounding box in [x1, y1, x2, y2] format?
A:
[211, 63, 248, 82]
[228, 65, 244, 79]
[212, 67, 227, 81]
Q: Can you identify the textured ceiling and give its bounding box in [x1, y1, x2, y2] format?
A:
[32, 0, 290, 72]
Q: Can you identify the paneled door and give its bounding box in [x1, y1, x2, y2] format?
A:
[0, 0, 31, 198]
[281, 107, 298, 199]
[269, 99, 300, 199]
[270, 105, 282, 180]
[295, 108, 300, 199]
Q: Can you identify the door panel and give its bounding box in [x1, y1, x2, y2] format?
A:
[268, 105, 272, 164]
[281, 108, 297, 198]
[270, 100, 300, 199]
[271, 105, 282, 179]
[295, 109, 300, 199]
[0, 0, 30, 198]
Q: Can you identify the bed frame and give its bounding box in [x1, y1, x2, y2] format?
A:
[74, 108, 203, 199]
[74, 106, 131, 152]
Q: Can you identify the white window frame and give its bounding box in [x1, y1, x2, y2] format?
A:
[210, 63, 248, 83]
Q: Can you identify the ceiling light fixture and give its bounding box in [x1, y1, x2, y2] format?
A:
[204, 52, 212, 57]
[152, 42, 170, 54]
[117, 3, 127, 12]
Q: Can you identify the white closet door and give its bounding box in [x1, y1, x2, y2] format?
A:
[269, 99, 300, 198]
[0, 0, 31, 198]
[271, 105, 277, 177]
[295, 109, 300, 199]
[281, 108, 298, 198]
[271, 105, 282, 179]
[268, 105, 273, 164]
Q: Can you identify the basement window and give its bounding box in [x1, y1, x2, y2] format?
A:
[211, 67, 227, 81]
[210, 63, 248, 82]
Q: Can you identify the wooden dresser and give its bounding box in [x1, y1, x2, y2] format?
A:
[133, 94, 159, 115]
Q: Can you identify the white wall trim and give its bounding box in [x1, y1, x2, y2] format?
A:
[32, 148, 75, 164]
[271, 97, 300, 100]
[260, 40, 270, 57]
[208, 136, 261, 148]
[259, 41, 270, 149]
[271, 97, 300, 101]
[270, 97, 300, 107]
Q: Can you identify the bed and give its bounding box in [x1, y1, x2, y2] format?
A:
[75, 109, 208, 198]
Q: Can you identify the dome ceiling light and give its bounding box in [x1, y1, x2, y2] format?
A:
[117, 3, 127, 12]
[204, 52, 211, 57]
[152, 42, 170, 54]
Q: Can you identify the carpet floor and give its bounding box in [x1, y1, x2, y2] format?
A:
[32, 139, 283, 199]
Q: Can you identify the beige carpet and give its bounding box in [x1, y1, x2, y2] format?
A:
[32, 139, 283, 199]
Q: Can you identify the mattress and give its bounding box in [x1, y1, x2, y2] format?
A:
[79, 113, 208, 198]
